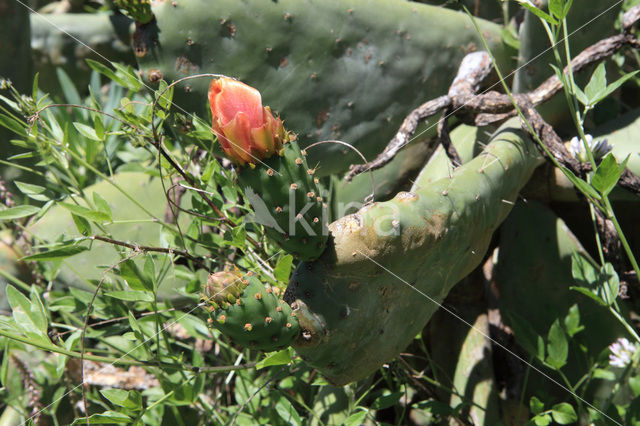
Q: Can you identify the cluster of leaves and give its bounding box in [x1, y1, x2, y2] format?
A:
[1, 0, 640, 424]
[0, 57, 464, 424]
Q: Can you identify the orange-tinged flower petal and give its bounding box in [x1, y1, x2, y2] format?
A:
[209, 78, 286, 164]
[250, 125, 274, 158]
[219, 112, 254, 164]
[209, 78, 263, 128]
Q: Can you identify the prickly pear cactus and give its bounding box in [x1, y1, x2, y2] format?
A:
[134, 0, 513, 176]
[202, 271, 300, 352]
[285, 119, 543, 385]
[209, 77, 328, 259]
[237, 141, 328, 260]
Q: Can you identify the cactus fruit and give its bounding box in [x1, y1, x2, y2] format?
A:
[134, 0, 513, 176]
[209, 78, 327, 260]
[113, 0, 154, 24]
[202, 271, 300, 352]
[284, 119, 543, 385]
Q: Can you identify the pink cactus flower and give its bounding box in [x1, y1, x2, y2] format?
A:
[208, 77, 286, 165]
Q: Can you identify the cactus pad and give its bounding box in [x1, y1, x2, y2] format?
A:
[203, 271, 300, 352]
[237, 139, 328, 260]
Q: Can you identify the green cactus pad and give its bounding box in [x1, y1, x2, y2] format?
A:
[134, 0, 512, 176]
[284, 119, 543, 385]
[203, 271, 300, 352]
[113, 0, 154, 24]
[237, 139, 328, 260]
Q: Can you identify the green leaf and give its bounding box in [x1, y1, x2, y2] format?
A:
[595, 70, 639, 104]
[559, 166, 600, 202]
[530, 396, 545, 415]
[275, 398, 301, 426]
[548, 0, 563, 19]
[0, 205, 40, 221]
[14, 181, 48, 202]
[86, 59, 134, 90]
[72, 411, 132, 425]
[571, 252, 598, 286]
[573, 85, 589, 106]
[111, 62, 143, 91]
[6, 285, 48, 337]
[600, 263, 620, 306]
[71, 213, 92, 236]
[59, 202, 110, 223]
[344, 410, 368, 426]
[29, 287, 48, 333]
[94, 115, 105, 140]
[73, 122, 101, 142]
[117, 259, 153, 291]
[546, 319, 568, 369]
[156, 80, 174, 111]
[585, 62, 607, 102]
[501, 27, 520, 51]
[104, 290, 154, 302]
[256, 347, 294, 369]
[533, 413, 552, 426]
[100, 389, 142, 410]
[593, 368, 615, 380]
[273, 254, 294, 282]
[563, 304, 583, 337]
[592, 153, 629, 197]
[515, 0, 558, 25]
[551, 402, 578, 424]
[0, 113, 27, 136]
[371, 390, 403, 410]
[21, 244, 88, 261]
[570, 286, 607, 306]
[92, 192, 112, 220]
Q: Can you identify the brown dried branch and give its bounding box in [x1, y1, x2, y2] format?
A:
[346, 8, 640, 183]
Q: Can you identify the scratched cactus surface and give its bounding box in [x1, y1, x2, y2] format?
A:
[135, 0, 512, 176]
[285, 119, 543, 384]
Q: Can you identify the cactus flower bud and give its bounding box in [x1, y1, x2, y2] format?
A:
[208, 78, 286, 165]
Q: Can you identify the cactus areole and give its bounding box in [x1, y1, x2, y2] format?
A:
[209, 78, 328, 260]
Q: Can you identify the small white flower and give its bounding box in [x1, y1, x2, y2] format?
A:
[568, 134, 613, 162]
[609, 337, 637, 368]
